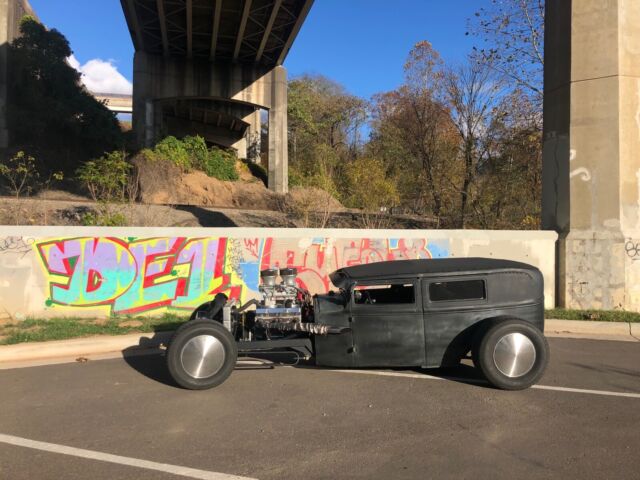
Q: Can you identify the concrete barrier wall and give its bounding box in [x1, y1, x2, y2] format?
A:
[0, 227, 558, 320]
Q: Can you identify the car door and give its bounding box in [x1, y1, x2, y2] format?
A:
[350, 280, 425, 367]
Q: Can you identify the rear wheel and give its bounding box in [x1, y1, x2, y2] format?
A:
[167, 320, 237, 390]
[474, 320, 549, 390]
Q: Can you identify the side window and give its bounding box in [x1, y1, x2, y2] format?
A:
[354, 284, 415, 305]
[429, 280, 486, 302]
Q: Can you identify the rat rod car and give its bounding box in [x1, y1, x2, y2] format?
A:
[166, 258, 549, 391]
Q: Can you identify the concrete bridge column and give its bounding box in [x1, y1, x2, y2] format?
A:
[268, 66, 288, 193]
[543, 0, 640, 311]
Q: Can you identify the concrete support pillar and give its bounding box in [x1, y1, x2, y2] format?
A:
[246, 109, 261, 164]
[268, 66, 288, 193]
[543, 0, 640, 311]
[1, 0, 36, 149]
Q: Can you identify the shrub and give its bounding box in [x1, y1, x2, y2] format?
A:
[203, 146, 238, 181]
[0, 151, 39, 197]
[76, 151, 131, 203]
[81, 211, 127, 227]
[147, 136, 239, 181]
[153, 136, 192, 172]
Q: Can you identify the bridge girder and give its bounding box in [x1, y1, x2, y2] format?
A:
[121, 0, 314, 66]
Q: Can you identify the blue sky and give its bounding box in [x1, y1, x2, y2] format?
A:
[29, 0, 484, 99]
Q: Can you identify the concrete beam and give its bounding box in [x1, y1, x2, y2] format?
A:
[234, 0, 253, 62]
[186, 0, 193, 59]
[156, 0, 169, 57]
[210, 0, 222, 60]
[256, 0, 282, 62]
[123, 0, 145, 51]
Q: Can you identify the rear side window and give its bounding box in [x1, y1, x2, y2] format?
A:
[429, 280, 486, 302]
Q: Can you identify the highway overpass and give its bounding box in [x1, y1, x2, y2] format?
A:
[120, 0, 315, 193]
[94, 93, 133, 114]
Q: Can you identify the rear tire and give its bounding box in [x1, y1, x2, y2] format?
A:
[167, 320, 237, 390]
[475, 319, 549, 390]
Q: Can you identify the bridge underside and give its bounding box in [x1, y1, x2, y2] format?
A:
[121, 0, 314, 193]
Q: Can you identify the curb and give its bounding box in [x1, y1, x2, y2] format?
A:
[545, 319, 640, 342]
[0, 331, 173, 368]
[0, 320, 637, 369]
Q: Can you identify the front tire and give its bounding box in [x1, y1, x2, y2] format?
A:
[475, 320, 549, 390]
[167, 320, 237, 390]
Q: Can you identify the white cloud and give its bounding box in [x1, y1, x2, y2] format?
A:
[68, 55, 133, 95]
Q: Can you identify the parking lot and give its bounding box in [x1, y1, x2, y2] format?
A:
[0, 337, 639, 480]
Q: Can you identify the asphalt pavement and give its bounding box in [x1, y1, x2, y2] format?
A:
[0, 337, 639, 480]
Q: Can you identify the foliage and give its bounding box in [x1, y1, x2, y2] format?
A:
[343, 157, 400, 230]
[0, 313, 189, 346]
[545, 309, 640, 323]
[283, 187, 338, 228]
[203, 146, 239, 181]
[146, 136, 239, 181]
[76, 151, 131, 203]
[288, 75, 367, 186]
[7, 18, 123, 172]
[0, 151, 63, 200]
[0, 151, 39, 197]
[152, 136, 192, 172]
[80, 211, 127, 227]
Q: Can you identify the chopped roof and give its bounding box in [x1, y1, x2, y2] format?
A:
[330, 258, 538, 287]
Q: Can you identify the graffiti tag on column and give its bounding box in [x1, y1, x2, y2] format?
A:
[625, 239, 640, 261]
[34, 236, 450, 315]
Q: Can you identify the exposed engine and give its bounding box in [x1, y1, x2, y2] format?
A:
[252, 268, 340, 335]
[205, 267, 348, 341]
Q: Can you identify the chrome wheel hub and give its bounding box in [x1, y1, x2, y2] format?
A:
[181, 335, 226, 379]
[493, 333, 536, 378]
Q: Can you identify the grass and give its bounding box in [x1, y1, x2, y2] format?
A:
[545, 309, 640, 323]
[0, 313, 189, 346]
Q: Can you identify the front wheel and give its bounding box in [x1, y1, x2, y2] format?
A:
[474, 320, 549, 390]
[167, 320, 237, 390]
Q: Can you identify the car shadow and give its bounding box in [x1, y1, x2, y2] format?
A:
[121, 332, 179, 389]
[121, 335, 493, 390]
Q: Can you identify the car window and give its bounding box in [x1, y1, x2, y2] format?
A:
[429, 280, 486, 302]
[354, 284, 415, 305]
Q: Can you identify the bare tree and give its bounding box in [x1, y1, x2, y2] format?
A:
[445, 59, 506, 227]
[467, 0, 544, 105]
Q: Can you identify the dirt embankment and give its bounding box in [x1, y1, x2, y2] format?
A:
[134, 156, 282, 210]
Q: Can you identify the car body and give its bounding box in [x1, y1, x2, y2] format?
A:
[167, 258, 549, 391]
[313, 258, 544, 369]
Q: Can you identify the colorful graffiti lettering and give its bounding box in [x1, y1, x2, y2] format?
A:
[35, 236, 449, 315]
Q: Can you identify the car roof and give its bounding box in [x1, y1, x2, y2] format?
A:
[330, 258, 538, 286]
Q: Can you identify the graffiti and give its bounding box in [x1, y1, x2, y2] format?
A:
[34, 236, 450, 315]
[0, 237, 35, 258]
[625, 239, 640, 261]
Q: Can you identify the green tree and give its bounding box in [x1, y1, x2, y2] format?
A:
[288, 75, 366, 193]
[7, 17, 123, 172]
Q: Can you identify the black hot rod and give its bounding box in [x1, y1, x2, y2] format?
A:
[166, 258, 549, 391]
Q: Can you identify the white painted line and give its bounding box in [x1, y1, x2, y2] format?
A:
[531, 385, 640, 399]
[0, 433, 257, 480]
[326, 369, 640, 399]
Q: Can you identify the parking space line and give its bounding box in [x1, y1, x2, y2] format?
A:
[0, 433, 257, 480]
[327, 369, 640, 399]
